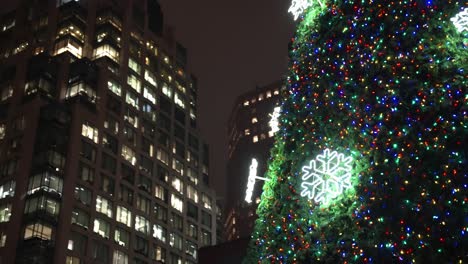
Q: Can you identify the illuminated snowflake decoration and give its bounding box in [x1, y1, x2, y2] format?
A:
[300, 149, 353, 204]
[451, 8, 468, 33]
[288, 0, 325, 20]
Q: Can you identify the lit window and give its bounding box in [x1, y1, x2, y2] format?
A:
[82, 122, 99, 143]
[124, 109, 138, 128]
[93, 218, 110, 238]
[66, 82, 96, 102]
[0, 123, 5, 139]
[260, 133, 266, 140]
[54, 38, 82, 58]
[93, 44, 119, 62]
[187, 167, 198, 185]
[201, 193, 212, 210]
[116, 206, 132, 227]
[0, 85, 13, 101]
[1, 18, 15, 32]
[113, 250, 128, 264]
[153, 224, 166, 242]
[172, 177, 183, 195]
[135, 215, 150, 235]
[27, 172, 63, 196]
[74, 185, 91, 205]
[187, 185, 198, 203]
[274, 89, 279, 95]
[57, 23, 84, 42]
[244, 129, 250, 136]
[156, 149, 169, 165]
[243, 101, 249, 106]
[66, 256, 80, 264]
[127, 74, 141, 92]
[0, 204, 11, 222]
[96, 195, 112, 218]
[122, 145, 137, 165]
[125, 90, 139, 108]
[171, 194, 183, 212]
[253, 135, 258, 143]
[107, 80, 121, 96]
[13, 41, 29, 55]
[143, 86, 156, 104]
[269, 131, 275, 137]
[0, 231, 6, 247]
[172, 158, 184, 176]
[144, 70, 157, 87]
[258, 93, 264, 101]
[154, 245, 166, 262]
[251, 98, 256, 104]
[24, 222, 52, 240]
[154, 185, 167, 202]
[128, 58, 141, 74]
[251, 117, 258, 124]
[266, 91, 272, 98]
[174, 93, 185, 109]
[0, 180, 15, 199]
[162, 83, 173, 98]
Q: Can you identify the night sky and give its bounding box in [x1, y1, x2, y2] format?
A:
[159, 0, 296, 199]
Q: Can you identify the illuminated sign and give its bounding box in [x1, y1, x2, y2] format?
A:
[289, 0, 325, 20]
[245, 159, 269, 203]
[269, 106, 281, 134]
[300, 149, 353, 204]
[451, 8, 468, 33]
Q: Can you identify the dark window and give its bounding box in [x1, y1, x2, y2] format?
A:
[119, 184, 133, 205]
[92, 239, 109, 263]
[138, 174, 151, 193]
[154, 203, 167, 223]
[187, 202, 198, 220]
[74, 185, 91, 205]
[171, 212, 183, 232]
[157, 165, 168, 183]
[102, 133, 118, 154]
[121, 163, 135, 184]
[72, 208, 89, 229]
[188, 134, 198, 150]
[134, 235, 148, 256]
[106, 94, 121, 114]
[159, 96, 171, 114]
[80, 141, 96, 162]
[123, 125, 136, 146]
[136, 194, 151, 215]
[70, 231, 87, 254]
[140, 119, 155, 137]
[175, 141, 185, 159]
[201, 211, 211, 227]
[101, 153, 117, 174]
[174, 108, 185, 125]
[100, 174, 114, 195]
[158, 131, 169, 148]
[157, 113, 170, 131]
[139, 155, 153, 175]
[79, 162, 94, 183]
[174, 125, 184, 141]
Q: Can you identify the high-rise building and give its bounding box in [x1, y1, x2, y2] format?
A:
[0, 1, 217, 263]
[225, 80, 283, 241]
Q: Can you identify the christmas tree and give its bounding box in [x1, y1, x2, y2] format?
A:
[245, 0, 467, 263]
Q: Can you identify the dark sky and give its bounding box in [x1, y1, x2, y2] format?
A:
[159, 0, 296, 199]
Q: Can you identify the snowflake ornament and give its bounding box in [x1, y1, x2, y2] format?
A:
[451, 8, 468, 33]
[288, 0, 326, 20]
[300, 149, 353, 204]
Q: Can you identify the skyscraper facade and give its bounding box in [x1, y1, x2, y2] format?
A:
[0, 1, 217, 263]
[225, 80, 283, 241]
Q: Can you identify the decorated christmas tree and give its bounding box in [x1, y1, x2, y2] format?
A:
[245, 0, 467, 263]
